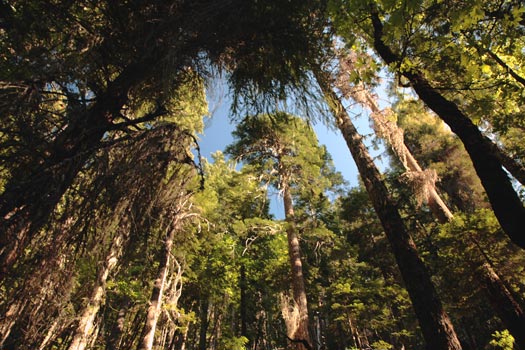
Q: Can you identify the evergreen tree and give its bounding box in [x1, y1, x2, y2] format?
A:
[328, 0, 525, 249]
[315, 68, 462, 350]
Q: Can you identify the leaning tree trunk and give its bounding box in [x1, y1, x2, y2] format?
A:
[282, 181, 313, 350]
[68, 224, 128, 350]
[316, 70, 462, 350]
[335, 56, 453, 223]
[368, 10, 525, 249]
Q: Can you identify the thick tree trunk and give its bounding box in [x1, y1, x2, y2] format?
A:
[0, 58, 159, 277]
[316, 71, 462, 350]
[283, 184, 313, 350]
[479, 263, 525, 350]
[68, 229, 126, 350]
[369, 11, 525, 249]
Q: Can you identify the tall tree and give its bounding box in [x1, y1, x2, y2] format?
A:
[227, 114, 342, 350]
[393, 97, 525, 349]
[334, 49, 453, 223]
[328, 0, 525, 248]
[315, 69, 462, 350]
[0, 0, 329, 274]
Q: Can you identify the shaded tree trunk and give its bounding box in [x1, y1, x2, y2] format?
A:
[240, 264, 248, 339]
[198, 298, 209, 350]
[283, 183, 313, 350]
[106, 296, 130, 350]
[369, 10, 525, 249]
[480, 263, 525, 349]
[316, 70, 462, 350]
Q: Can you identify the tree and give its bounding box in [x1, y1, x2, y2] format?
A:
[328, 0, 525, 249]
[227, 113, 342, 350]
[0, 0, 330, 274]
[334, 49, 453, 223]
[315, 68, 462, 350]
[391, 96, 525, 348]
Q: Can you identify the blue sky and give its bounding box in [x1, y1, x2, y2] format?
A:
[197, 85, 389, 218]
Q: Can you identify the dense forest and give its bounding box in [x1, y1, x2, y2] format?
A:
[1, 1, 524, 349]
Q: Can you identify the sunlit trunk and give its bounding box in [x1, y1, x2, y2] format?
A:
[138, 217, 182, 350]
[336, 57, 453, 223]
[282, 182, 312, 350]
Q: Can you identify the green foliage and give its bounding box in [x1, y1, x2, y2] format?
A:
[329, 0, 525, 160]
[4, 1, 525, 349]
[490, 330, 515, 350]
[219, 336, 249, 350]
[370, 340, 394, 350]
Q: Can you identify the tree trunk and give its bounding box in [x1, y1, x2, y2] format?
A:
[198, 298, 209, 350]
[479, 263, 525, 350]
[316, 70, 462, 350]
[369, 10, 525, 249]
[68, 229, 127, 350]
[283, 184, 313, 350]
[240, 264, 248, 339]
[0, 300, 28, 347]
[338, 70, 453, 223]
[106, 296, 130, 350]
[138, 215, 183, 350]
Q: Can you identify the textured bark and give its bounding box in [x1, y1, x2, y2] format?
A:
[68, 230, 126, 350]
[316, 70, 462, 350]
[369, 10, 525, 249]
[283, 184, 312, 350]
[480, 263, 525, 350]
[342, 76, 453, 223]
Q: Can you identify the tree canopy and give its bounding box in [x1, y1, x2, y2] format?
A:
[1, 1, 525, 349]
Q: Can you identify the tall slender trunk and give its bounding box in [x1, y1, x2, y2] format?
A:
[283, 183, 312, 350]
[240, 264, 248, 339]
[106, 296, 130, 350]
[68, 228, 127, 350]
[369, 10, 525, 249]
[316, 70, 462, 350]
[138, 215, 182, 350]
[198, 298, 209, 350]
